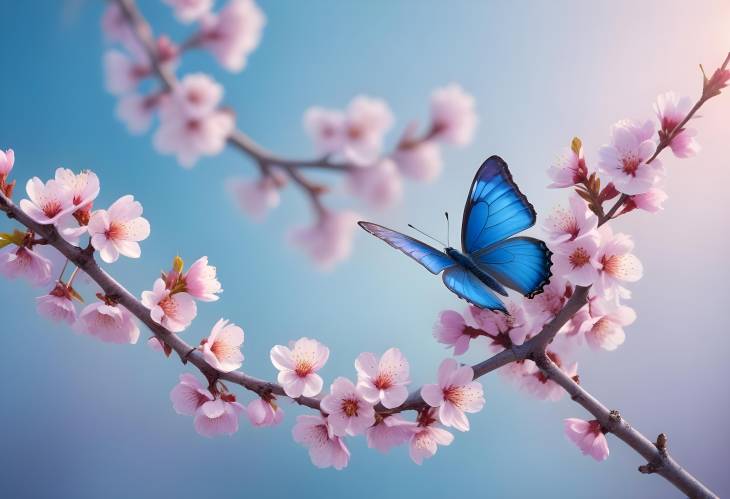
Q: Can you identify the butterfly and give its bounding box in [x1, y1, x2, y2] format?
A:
[359, 155, 552, 313]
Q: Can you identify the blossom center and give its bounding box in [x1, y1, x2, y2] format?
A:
[295, 360, 314, 377]
[159, 295, 178, 318]
[341, 398, 360, 417]
[569, 247, 590, 268]
[347, 125, 363, 140]
[621, 154, 640, 176]
[373, 373, 392, 390]
[42, 200, 63, 218]
[211, 340, 235, 360]
[442, 385, 465, 408]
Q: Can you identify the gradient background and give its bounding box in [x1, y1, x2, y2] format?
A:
[1, 1, 728, 498]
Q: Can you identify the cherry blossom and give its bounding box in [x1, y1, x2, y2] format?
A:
[654, 92, 699, 158]
[88, 195, 150, 263]
[429, 83, 477, 146]
[270, 337, 329, 398]
[227, 175, 282, 221]
[0, 148, 14, 177]
[594, 226, 643, 297]
[433, 309, 481, 356]
[183, 256, 222, 302]
[320, 377, 375, 437]
[421, 358, 485, 432]
[521, 352, 577, 401]
[355, 347, 410, 409]
[201, 318, 244, 372]
[584, 303, 636, 351]
[246, 397, 284, 427]
[103, 50, 149, 96]
[19, 176, 73, 226]
[392, 138, 442, 181]
[75, 300, 140, 344]
[366, 415, 417, 453]
[199, 0, 266, 72]
[409, 408, 454, 465]
[292, 414, 350, 470]
[53, 168, 101, 243]
[0, 244, 53, 286]
[141, 278, 197, 333]
[174, 73, 224, 119]
[564, 418, 610, 462]
[163, 0, 213, 23]
[101, 3, 135, 47]
[341, 96, 394, 164]
[523, 277, 573, 327]
[543, 195, 598, 244]
[289, 210, 359, 270]
[345, 159, 402, 209]
[624, 188, 668, 214]
[194, 394, 245, 437]
[470, 302, 531, 351]
[548, 139, 588, 188]
[36, 283, 77, 325]
[115, 94, 157, 134]
[551, 231, 601, 286]
[170, 373, 214, 415]
[303, 107, 345, 155]
[598, 120, 663, 195]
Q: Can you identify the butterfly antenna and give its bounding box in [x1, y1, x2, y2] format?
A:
[444, 212, 450, 247]
[407, 224, 447, 247]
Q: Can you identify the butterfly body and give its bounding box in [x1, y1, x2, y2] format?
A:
[359, 155, 552, 313]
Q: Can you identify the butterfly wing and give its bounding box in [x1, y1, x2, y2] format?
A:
[358, 221, 454, 274]
[442, 267, 507, 313]
[461, 156, 537, 254]
[472, 236, 553, 297]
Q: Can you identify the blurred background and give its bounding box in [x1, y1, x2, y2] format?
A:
[1, 1, 729, 497]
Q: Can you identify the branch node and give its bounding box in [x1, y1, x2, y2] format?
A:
[608, 409, 622, 423]
[656, 433, 669, 456]
[638, 462, 660, 474]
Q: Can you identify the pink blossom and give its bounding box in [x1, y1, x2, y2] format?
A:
[625, 188, 668, 214]
[594, 226, 643, 297]
[201, 318, 244, 372]
[19, 176, 74, 226]
[101, 4, 135, 47]
[470, 302, 531, 351]
[355, 347, 410, 409]
[173, 73, 224, 119]
[194, 394, 245, 437]
[0, 148, 14, 176]
[345, 159, 402, 209]
[75, 301, 140, 344]
[564, 418, 609, 462]
[429, 83, 477, 146]
[320, 377, 376, 437]
[584, 303, 635, 351]
[548, 142, 588, 188]
[551, 231, 601, 286]
[36, 283, 77, 325]
[433, 309, 480, 356]
[170, 373, 214, 415]
[409, 408, 454, 465]
[141, 278, 197, 333]
[522, 353, 576, 401]
[54, 168, 99, 212]
[227, 175, 281, 221]
[654, 92, 699, 158]
[88, 195, 150, 263]
[183, 256, 222, 301]
[270, 337, 329, 398]
[543, 195, 598, 244]
[0, 245, 53, 286]
[153, 93, 234, 167]
[115, 94, 157, 134]
[523, 277, 573, 327]
[246, 397, 284, 427]
[289, 210, 359, 270]
[366, 415, 417, 453]
[421, 358, 485, 432]
[199, 0, 266, 72]
[598, 120, 663, 195]
[341, 96, 394, 164]
[292, 414, 350, 470]
[392, 138, 443, 181]
[103, 50, 149, 96]
[303, 107, 345, 155]
[163, 0, 213, 23]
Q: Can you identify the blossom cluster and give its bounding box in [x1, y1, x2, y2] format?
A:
[102, 1, 478, 270]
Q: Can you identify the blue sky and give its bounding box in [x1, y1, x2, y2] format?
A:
[0, 1, 728, 498]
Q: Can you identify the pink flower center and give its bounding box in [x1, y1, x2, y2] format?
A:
[569, 247, 590, 268]
[601, 254, 619, 276]
[211, 340, 235, 360]
[621, 154, 640, 176]
[105, 222, 125, 241]
[340, 398, 360, 417]
[187, 89, 203, 105]
[347, 125, 363, 140]
[295, 360, 314, 377]
[159, 295, 178, 318]
[186, 119, 201, 132]
[42, 200, 63, 218]
[442, 385, 465, 408]
[373, 373, 393, 390]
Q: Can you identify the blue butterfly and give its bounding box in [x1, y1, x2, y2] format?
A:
[359, 155, 552, 313]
